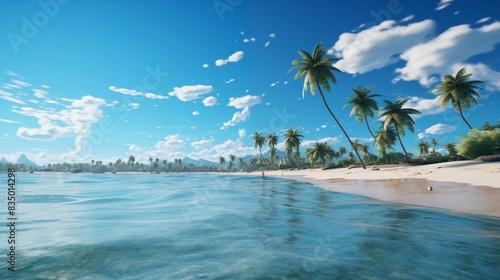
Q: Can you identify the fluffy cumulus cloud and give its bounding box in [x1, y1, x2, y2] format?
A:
[394, 21, 500, 86]
[402, 96, 444, 119]
[330, 19, 435, 74]
[109, 86, 169, 99]
[227, 95, 261, 109]
[215, 51, 244, 66]
[192, 111, 200, 116]
[418, 123, 456, 139]
[202, 96, 217, 107]
[202, 63, 209, 68]
[187, 139, 257, 162]
[154, 134, 184, 150]
[238, 129, 246, 138]
[301, 137, 341, 149]
[223, 106, 250, 127]
[191, 139, 212, 149]
[168, 85, 213, 101]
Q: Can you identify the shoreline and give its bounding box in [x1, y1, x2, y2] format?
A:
[246, 160, 500, 218]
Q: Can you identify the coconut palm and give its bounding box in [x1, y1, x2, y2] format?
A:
[252, 132, 266, 168]
[127, 155, 135, 167]
[219, 156, 226, 171]
[305, 142, 335, 167]
[443, 142, 459, 159]
[373, 123, 397, 150]
[283, 128, 303, 158]
[344, 85, 381, 139]
[267, 132, 279, 166]
[431, 67, 484, 130]
[337, 146, 346, 159]
[290, 42, 366, 169]
[378, 97, 421, 159]
[417, 140, 430, 159]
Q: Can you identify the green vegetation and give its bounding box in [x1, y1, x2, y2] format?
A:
[457, 129, 500, 159]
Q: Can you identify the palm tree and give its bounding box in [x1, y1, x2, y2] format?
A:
[443, 142, 459, 159]
[127, 155, 135, 167]
[219, 156, 226, 171]
[306, 142, 335, 167]
[373, 123, 397, 150]
[431, 67, 484, 130]
[378, 97, 421, 159]
[337, 146, 346, 159]
[283, 128, 304, 167]
[417, 140, 430, 159]
[480, 121, 498, 131]
[344, 85, 381, 139]
[290, 42, 366, 169]
[252, 132, 266, 168]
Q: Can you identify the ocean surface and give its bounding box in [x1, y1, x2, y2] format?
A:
[0, 172, 499, 279]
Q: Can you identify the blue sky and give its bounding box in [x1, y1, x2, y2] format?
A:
[1, 0, 499, 165]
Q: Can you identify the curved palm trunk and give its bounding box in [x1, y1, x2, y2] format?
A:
[393, 122, 409, 159]
[259, 148, 266, 170]
[457, 102, 473, 130]
[364, 115, 376, 139]
[316, 82, 366, 169]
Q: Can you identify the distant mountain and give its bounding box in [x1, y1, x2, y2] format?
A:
[0, 156, 7, 164]
[15, 154, 40, 168]
[181, 157, 219, 167]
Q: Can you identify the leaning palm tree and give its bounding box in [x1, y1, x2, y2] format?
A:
[344, 85, 381, 139]
[417, 140, 430, 159]
[378, 97, 421, 160]
[290, 42, 366, 169]
[431, 67, 484, 130]
[337, 146, 346, 159]
[443, 142, 459, 159]
[252, 132, 266, 168]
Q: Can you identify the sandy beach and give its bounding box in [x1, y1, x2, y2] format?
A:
[249, 160, 500, 218]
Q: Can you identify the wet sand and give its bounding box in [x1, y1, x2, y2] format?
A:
[248, 160, 500, 218]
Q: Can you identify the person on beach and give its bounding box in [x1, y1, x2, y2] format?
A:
[262, 170, 265, 179]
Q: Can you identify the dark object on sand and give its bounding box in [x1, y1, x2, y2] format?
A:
[69, 168, 82, 173]
[476, 155, 500, 162]
[428, 186, 433, 191]
[397, 158, 439, 165]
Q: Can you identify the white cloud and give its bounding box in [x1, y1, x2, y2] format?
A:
[144, 93, 169, 99]
[269, 33, 276, 38]
[187, 139, 256, 162]
[331, 19, 435, 74]
[238, 129, 246, 138]
[302, 137, 341, 149]
[168, 85, 213, 101]
[191, 139, 212, 149]
[127, 144, 143, 152]
[225, 78, 235, 84]
[109, 86, 169, 99]
[154, 134, 184, 150]
[449, 62, 500, 92]
[435, 0, 454, 11]
[202, 63, 209, 68]
[14, 95, 106, 162]
[129, 103, 140, 109]
[417, 123, 456, 139]
[394, 21, 500, 86]
[321, 124, 327, 128]
[243, 39, 249, 43]
[192, 111, 200, 116]
[33, 89, 48, 99]
[227, 95, 261, 109]
[12, 79, 31, 88]
[223, 106, 251, 127]
[400, 15, 414, 23]
[476, 17, 491, 24]
[109, 86, 143, 96]
[215, 51, 244, 66]
[202, 96, 217, 107]
[0, 89, 26, 104]
[402, 96, 443, 119]
[264, 41, 270, 47]
[0, 118, 21, 124]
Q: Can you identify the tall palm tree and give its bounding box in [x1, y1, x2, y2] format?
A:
[373, 123, 397, 150]
[238, 157, 245, 171]
[337, 146, 346, 159]
[378, 97, 421, 159]
[283, 128, 304, 165]
[290, 42, 366, 169]
[305, 142, 335, 167]
[417, 140, 430, 159]
[344, 85, 381, 139]
[430, 138, 439, 152]
[443, 142, 459, 159]
[219, 156, 226, 171]
[128, 155, 135, 167]
[252, 132, 266, 168]
[431, 67, 484, 130]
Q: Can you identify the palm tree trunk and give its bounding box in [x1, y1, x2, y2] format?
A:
[364, 115, 376, 139]
[316, 82, 366, 169]
[394, 122, 409, 159]
[457, 103, 473, 130]
[259, 148, 266, 170]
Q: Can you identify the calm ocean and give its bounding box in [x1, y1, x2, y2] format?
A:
[1, 173, 499, 279]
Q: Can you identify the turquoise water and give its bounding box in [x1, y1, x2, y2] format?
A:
[1, 173, 499, 279]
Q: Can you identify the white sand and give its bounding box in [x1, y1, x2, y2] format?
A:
[247, 160, 500, 217]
